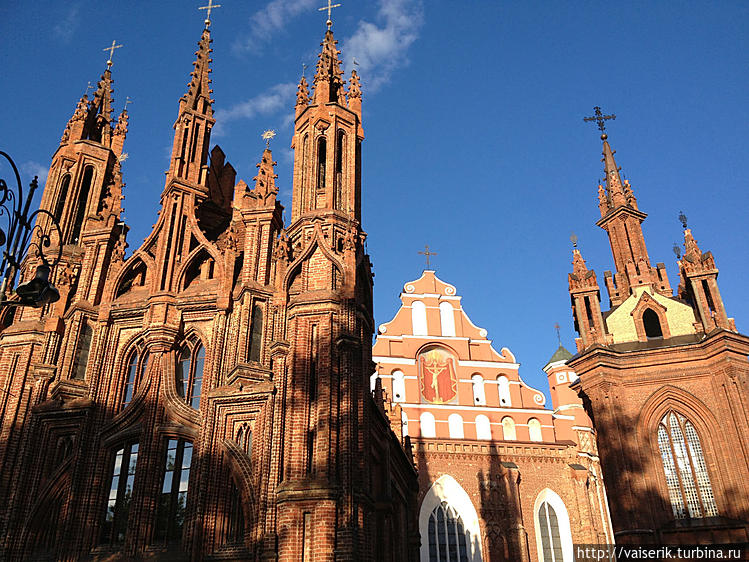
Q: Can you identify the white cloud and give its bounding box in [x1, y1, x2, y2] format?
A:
[20, 161, 49, 185]
[213, 83, 297, 135]
[235, 0, 318, 53]
[53, 5, 80, 44]
[343, 0, 424, 91]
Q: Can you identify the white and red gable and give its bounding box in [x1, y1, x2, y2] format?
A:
[373, 270, 582, 443]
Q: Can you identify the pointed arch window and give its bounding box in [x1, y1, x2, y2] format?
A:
[427, 501, 470, 562]
[317, 136, 327, 190]
[176, 343, 205, 409]
[53, 174, 70, 224]
[236, 422, 252, 457]
[100, 442, 139, 545]
[335, 129, 345, 210]
[71, 321, 93, 380]
[71, 165, 94, 244]
[534, 489, 573, 562]
[643, 308, 663, 339]
[122, 350, 149, 408]
[537, 501, 563, 562]
[224, 478, 245, 545]
[657, 411, 718, 519]
[249, 302, 264, 363]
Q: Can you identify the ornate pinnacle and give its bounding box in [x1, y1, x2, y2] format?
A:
[296, 76, 310, 106]
[348, 69, 362, 99]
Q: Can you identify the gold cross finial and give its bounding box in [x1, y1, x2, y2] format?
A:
[418, 245, 438, 269]
[584, 106, 616, 140]
[318, 0, 342, 28]
[262, 129, 276, 149]
[103, 40, 123, 68]
[199, 0, 222, 27]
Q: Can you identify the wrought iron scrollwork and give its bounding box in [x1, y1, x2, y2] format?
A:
[0, 151, 63, 308]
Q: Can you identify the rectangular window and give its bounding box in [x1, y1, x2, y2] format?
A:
[155, 439, 193, 543]
[100, 442, 139, 545]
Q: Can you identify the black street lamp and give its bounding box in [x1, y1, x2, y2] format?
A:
[0, 151, 62, 308]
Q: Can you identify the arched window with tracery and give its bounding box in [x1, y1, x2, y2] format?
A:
[537, 501, 563, 561]
[427, 501, 470, 562]
[534, 488, 573, 562]
[176, 342, 206, 409]
[122, 350, 149, 409]
[657, 411, 718, 519]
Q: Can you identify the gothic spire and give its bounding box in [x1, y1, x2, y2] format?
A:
[181, 26, 214, 118]
[296, 75, 310, 116]
[601, 136, 627, 210]
[252, 148, 279, 201]
[166, 24, 216, 186]
[312, 28, 346, 106]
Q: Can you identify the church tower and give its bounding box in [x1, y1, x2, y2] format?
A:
[567, 113, 749, 548]
[0, 8, 417, 561]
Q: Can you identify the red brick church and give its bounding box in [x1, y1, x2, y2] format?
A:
[567, 122, 749, 549]
[0, 8, 748, 562]
[0, 15, 419, 562]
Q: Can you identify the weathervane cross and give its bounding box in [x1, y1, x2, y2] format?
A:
[103, 40, 123, 68]
[199, 0, 222, 26]
[418, 245, 437, 269]
[584, 106, 616, 137]
[318, 0, 342, 28]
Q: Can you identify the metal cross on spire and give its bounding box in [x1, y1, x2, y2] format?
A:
[103, 40, 123, 68]
[584, 106, 616, 139]
[262, 129, 276, 149]
[318, 0, 342, 28]
[199, 0, 222, 27]
[418, 245, 438, 269]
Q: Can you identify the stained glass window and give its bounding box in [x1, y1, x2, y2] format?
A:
[657, 412, 718, 519]
[427, 501, 470, 562]
[538, 501, 564, 562]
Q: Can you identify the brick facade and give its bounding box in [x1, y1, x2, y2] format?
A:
[0, 22, 418, 561]
[568, 131, 749, 549]
[373, 271, 613, 561]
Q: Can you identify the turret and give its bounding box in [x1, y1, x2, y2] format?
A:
[568, 247, 607, 351]
[676, 223, 734, 333]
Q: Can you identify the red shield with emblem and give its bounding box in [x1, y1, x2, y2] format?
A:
[418, 347, 458, 404]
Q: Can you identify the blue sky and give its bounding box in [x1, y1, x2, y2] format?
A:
[1, 1, 747, 400]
